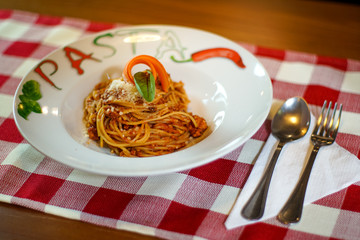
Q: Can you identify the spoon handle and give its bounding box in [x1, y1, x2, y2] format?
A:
[241, 141, 285, 220]
[277, 145, 320, 224]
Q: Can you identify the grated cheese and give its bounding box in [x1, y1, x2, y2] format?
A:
[105, 78, 142, 102]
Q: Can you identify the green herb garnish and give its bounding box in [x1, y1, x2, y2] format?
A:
[134, 70, 156, 102]
[17, 80, 42, 120]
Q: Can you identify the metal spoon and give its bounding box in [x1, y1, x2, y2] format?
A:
[241, 97, 311, 220]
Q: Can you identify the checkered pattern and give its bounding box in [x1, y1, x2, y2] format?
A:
[1, 9, 360, 240]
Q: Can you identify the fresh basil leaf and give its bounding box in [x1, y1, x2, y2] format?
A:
[19, 95, 42, 113]
[17, 103, 31, 120]
[22, 80, 42, 100]
[134, 71, 155, 102]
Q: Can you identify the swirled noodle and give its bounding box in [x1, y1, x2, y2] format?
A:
[83, 75, 209, 157]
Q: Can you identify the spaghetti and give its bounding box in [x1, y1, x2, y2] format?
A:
[83, 68, 209, 157]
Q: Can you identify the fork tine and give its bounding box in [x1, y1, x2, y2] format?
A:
[331, 103, 343, 139]
[319, 101, 332, 136]
[325, 102, 338, 137]
[313, 100, 327, 134]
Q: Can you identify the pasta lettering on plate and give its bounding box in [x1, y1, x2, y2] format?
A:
[63, 46, 101, 75]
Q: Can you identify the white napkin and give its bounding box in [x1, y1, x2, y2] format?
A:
[225, 114, 360, 229]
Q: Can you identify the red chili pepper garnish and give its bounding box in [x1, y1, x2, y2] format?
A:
[123, 55, 170, 92]
[171, 47, 246, 68]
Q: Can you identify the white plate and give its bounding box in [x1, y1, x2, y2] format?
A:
[13, 25, 272, 176]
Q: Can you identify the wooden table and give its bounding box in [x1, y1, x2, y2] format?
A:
[0, 1, 359, 239]
[1, 0, 360, 60]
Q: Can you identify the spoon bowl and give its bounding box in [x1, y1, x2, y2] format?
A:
[241, 97, 310, 220]
[272, 97, 311, 142]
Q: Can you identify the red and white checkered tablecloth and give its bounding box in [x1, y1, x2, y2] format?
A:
[1, 9, 360, 240]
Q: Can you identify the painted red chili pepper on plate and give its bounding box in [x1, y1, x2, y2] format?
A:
[171, 47, 246, 68]
[34, 59, 61, 90]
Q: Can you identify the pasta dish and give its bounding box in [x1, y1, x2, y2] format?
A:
[83, 55, 209, 157]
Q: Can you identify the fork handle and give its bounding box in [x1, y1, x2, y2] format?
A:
[277, 144, 320, 224]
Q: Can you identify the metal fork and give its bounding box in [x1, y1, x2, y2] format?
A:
[277, 100, 343, 224]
